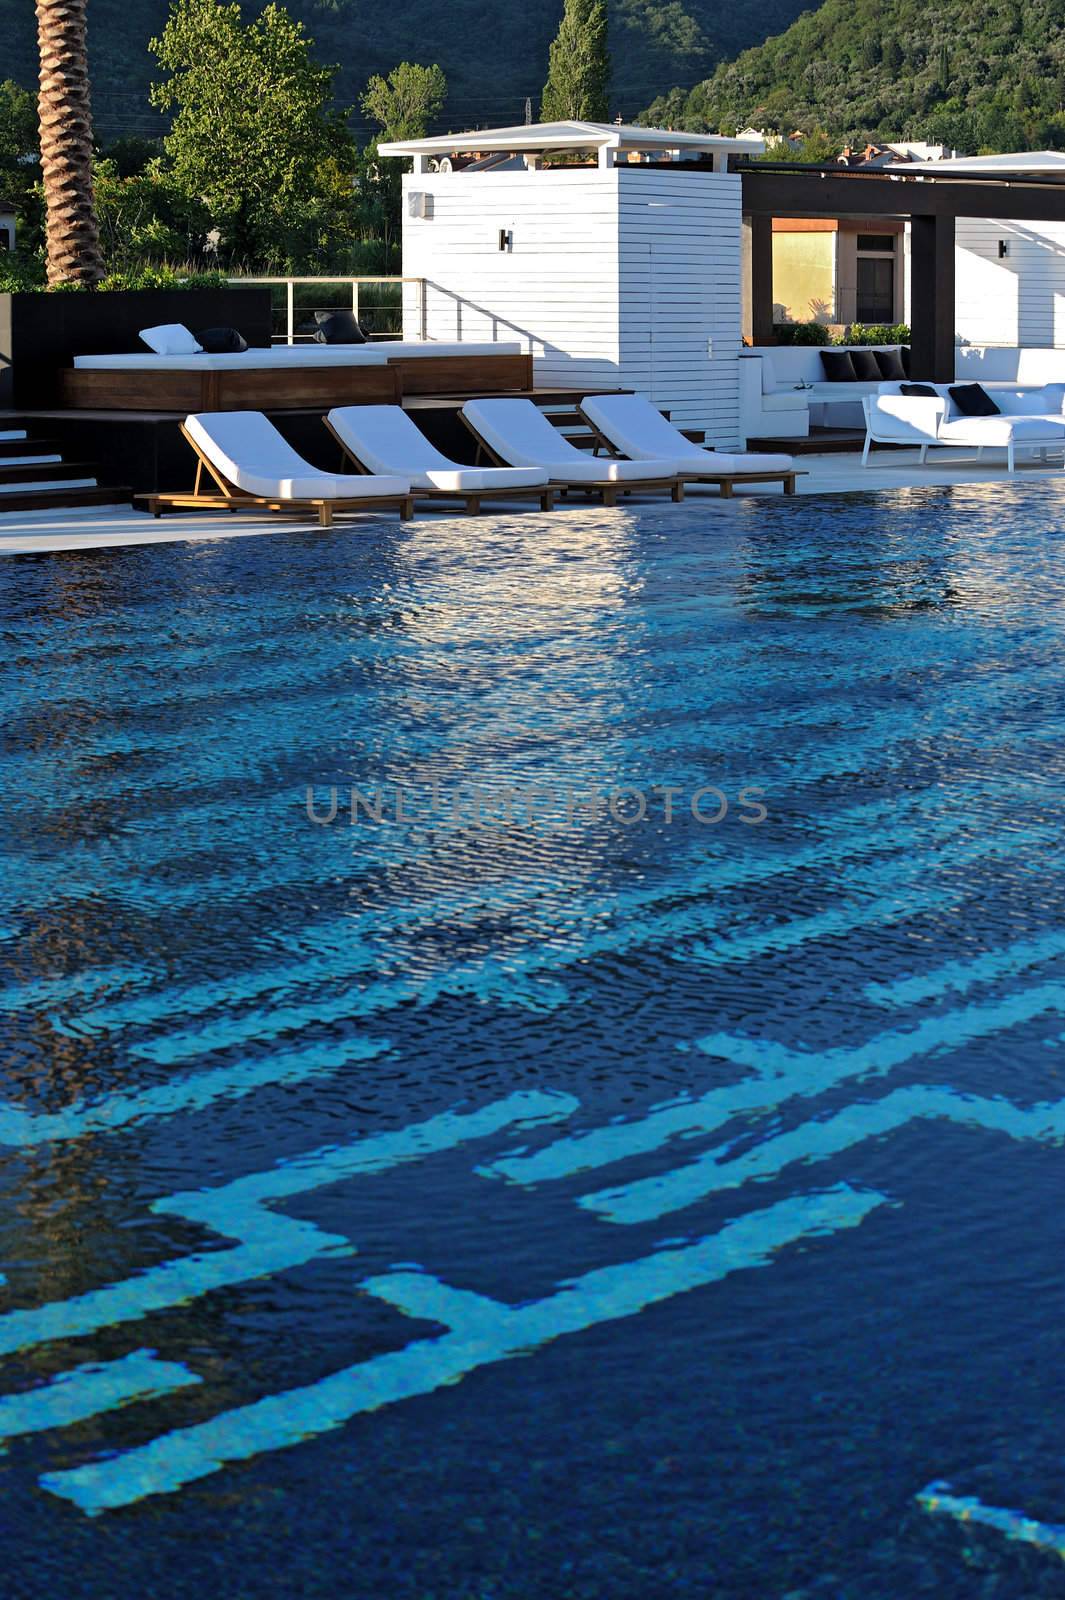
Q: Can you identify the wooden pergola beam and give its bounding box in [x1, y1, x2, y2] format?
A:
[740, 167, 1065, 382]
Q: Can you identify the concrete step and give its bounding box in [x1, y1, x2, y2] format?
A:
[0, 436, 62, 458]
[0, 476, 97, 495]
[0, 462, 98, 486]
[0, 485, 131, 515]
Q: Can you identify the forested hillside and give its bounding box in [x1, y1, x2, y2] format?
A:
[1, 0, 815, 139]
[644, 0, 1065, 152]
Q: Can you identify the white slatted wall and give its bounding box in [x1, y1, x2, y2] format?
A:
[401, 167, 743, 441]
[955, 218, 1065, 347]
[618, 170, 742, 445]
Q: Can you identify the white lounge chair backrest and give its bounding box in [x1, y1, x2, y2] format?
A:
[328, 406, 452, 475]
[185, 411, 410, 502]
[186, 412, 322, 493]
[581, 394, 690, 462]
[462, 399, 590, 468]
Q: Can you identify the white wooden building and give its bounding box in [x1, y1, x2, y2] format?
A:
[378, 122, 763, 445]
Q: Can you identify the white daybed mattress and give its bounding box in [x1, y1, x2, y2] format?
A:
[72, 342, 523, 371]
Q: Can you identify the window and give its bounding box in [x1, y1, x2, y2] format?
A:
[856, 256, 894, 322]
[857, 233, 895, 253]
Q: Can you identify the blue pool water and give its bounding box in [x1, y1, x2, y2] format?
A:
[3, 485, 1065, 1597]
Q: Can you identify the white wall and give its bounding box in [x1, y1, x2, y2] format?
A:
[401, 166, 743, 445]
[956, 218, 1065, 346]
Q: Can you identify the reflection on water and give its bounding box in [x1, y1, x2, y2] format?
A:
[2, 486, 1065, 1597]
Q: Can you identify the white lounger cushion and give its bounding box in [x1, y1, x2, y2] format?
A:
[327, 406, 548, 493]
[462, 398, 678, 482]
[581, 394, 794, 474]
[140, 323, 202, 355]
[73, 341, 522, 372]
[936, 414, 1065, 444]
[185, 412, 410, 501]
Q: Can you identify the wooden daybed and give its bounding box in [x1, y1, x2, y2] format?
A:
[58, 346, 535, 412]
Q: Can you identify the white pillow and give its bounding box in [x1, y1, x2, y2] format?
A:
[760, 353, 778, 394]
[139, 323, 203, 356]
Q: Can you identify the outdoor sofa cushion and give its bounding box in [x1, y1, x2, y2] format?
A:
[196, 326, 249, 354]
[140, 323, 202, 355]
[820, 350, 857, 382]
[850, 350, 883, 381]
[314, 310, 367, 345]
[948, 383, 1000, 417]
[875, 348, 906, 380]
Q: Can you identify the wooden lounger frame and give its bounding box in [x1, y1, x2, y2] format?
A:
[323, 417, 558, 514]
[577, 404, 802, 496]
[458, 413, 685, 506]
[133, 422, 415, 527]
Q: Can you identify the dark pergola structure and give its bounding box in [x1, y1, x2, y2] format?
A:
[740, 165, 1065, 380]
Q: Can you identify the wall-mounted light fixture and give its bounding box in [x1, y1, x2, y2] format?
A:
[498, 229, 513, 252]
[407, 192, 432, 219]
[998, 239, 1010, 258]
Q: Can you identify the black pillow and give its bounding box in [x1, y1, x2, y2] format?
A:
[820, 350, 857, 382]
[900, 345, 912, 377]
[875, 348, 906, 380]
[314, 310, 367, 345]
[900, 383, 938, 397]
[948, 382, 1000, 417]
[850, 349, 883, 381]
[196, 326, 248, 354]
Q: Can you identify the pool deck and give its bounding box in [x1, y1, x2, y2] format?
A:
[2, 448, 1063, 554]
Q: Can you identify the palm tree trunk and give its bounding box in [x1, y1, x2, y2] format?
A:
[35, 0, 105, 285]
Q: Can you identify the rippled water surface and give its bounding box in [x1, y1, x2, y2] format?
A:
[3, 486, 1065, 1598]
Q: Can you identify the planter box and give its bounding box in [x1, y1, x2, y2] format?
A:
[0, 287, 273, 407]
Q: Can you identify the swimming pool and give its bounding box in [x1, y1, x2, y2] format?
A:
[2, 484, 1065, 1597]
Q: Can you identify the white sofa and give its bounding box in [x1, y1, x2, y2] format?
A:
[739, 345, 908, 442]
[955, 346, 1065, 387]
[862, 381, 1065, 471]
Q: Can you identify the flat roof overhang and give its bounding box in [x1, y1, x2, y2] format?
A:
[740, 165, 1065, 379]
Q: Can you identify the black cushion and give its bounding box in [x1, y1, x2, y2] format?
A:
[900, 383, 938, 397]
[874, 347, 906, 380]
[196, 325, 248, 354]
[850, 349, 883, 381]
[820, 350, 857, 382]
[900, 345, 912, 377]
[313, 310, 367, 345]
[948, 382, 1000, 417]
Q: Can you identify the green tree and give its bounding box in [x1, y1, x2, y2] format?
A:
[150, 0, 354, 262]
[361, 62, 447, 142]
[541, 0, 610, 123]
[0, 79, 42, 251]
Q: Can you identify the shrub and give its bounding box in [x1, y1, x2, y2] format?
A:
[772, 320, 831, 345]
[0, 262, 232, 293]
[840, 322, 911, 345]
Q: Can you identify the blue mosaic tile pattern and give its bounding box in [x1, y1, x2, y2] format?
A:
[2, 488, 1065, 1597]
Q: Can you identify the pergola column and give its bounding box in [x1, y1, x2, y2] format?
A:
[907, 213, 956, 381]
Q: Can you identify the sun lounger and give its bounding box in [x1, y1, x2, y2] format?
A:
[460, 398, 685, 505]
[579, 394, 800, 496]
[325, 405, 556, 513]
[134, 411, 415, 526]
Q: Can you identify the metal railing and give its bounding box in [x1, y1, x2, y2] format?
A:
[227, 276, 426, 344]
